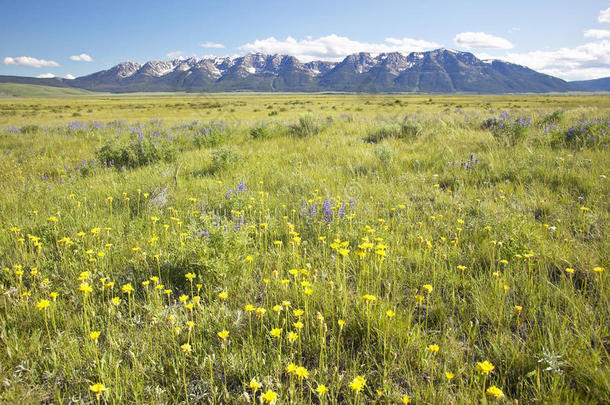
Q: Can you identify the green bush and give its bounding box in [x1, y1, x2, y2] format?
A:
[96, 136, 177, 169]
[401, 118, 423, 138]
[483, 113, 531, 145]
[364, 122, 402, 143]
[374, 143, 395, 166]
[250, 124, 271, 140]
[538, 110, 565, 127]
[364, 119, 423, 143]
[210, 146, 241, 172]
[250, 122, 288, 140]
[250, 123, 274, 140]
[290, 114, 323, 137]
[19, 124, 41, 134]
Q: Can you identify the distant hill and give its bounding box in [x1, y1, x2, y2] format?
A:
[0, 75, 69, 88]
[0, 83, 94, 97]
[1, 49, 608, 94]
[569, 77, 610, 92]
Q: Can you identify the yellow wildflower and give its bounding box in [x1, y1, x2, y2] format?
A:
[486, 385, 505, 400]
[476, 360, 494, 375]
[261, 389, 277, 403]
[36, 299, 50, 310]
[89, 383, 107, 397]
[349, 375, 366, 392]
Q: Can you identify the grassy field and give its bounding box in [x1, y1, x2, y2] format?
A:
[0, 94, 608, 404]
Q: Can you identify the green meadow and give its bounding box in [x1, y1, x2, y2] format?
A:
[0, 93, 608, 404]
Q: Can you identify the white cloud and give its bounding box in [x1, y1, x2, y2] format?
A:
[3, 56, 59, 68]
[36, 73, 55, 78]
[238, 34, 440, 62]
[200, 42, 225, 49]
[166, 50, 184, 59]
[70, 53, 93, 62]
[453, 32, 514, 49]
[64, 74, 75, 80]
[599, 7, 610, 23]
[497, 40, 610, 80]
[584, 29, 610, 39]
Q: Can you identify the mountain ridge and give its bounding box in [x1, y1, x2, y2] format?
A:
[1, 49, 608, 93]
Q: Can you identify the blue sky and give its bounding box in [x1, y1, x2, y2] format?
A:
[1, 0, 610, 80]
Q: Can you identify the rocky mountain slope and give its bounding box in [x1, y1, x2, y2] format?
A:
[1, 49, 607, 93]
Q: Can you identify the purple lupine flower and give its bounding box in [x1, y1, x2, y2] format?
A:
[323, 200, 333, 222]
[309, 203, 317, 217]
[233, 215, 244, 231]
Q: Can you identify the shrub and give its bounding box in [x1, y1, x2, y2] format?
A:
[210, 146, 241, 172]
[374, 143, 395, 167]
[401, 118, 423, 138]
[96, 135, 177, 169]
[20, 124, 41, 134]
[364, 122, 402, 143]
[250, 123, 273, 140]
[250, 124, 271, 140]
[481, 117, 503, 130]
[250, 122, 288, 140]
[290, 114, 323, 137]
[364, 119, 423, 143]
[538, 110, 565, 127]
[482, 112, 531, 145]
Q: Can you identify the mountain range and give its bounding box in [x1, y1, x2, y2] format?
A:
[1, 49, 608, 94]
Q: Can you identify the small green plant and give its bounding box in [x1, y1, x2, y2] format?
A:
[538, 110, 565, 126]
[210, 146, 241, 172]
[290, 114, 323, 137]
[374, 143, 395, 167]
[250, 123, 272, 140]
[250, 122, 287, 140]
